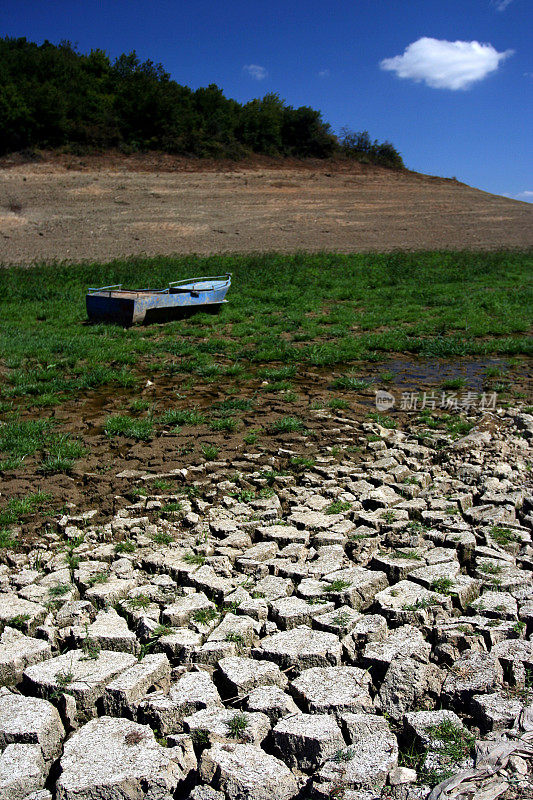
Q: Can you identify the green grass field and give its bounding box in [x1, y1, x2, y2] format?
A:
[0, 250, 531, 411]
[0, 249, 531, 529]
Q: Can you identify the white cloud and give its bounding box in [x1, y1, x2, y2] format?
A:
[243, 64, 267, 80]
[493, 0, 513, 11]
[515, 190, 533, 202]
[380, 37, 513, 90]
[318, 69, 331, 78]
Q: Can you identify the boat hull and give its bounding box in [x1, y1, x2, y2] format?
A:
[86, 276, 230, 326]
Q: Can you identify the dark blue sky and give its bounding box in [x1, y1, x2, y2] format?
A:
[1, 0, 531, 200]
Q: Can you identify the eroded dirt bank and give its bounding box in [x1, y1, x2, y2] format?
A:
[1, 155, 532, 264]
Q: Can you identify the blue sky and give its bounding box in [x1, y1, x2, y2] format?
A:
[1, 0, 531, 200]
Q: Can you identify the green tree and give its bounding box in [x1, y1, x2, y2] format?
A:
[239, 93, 285, 155]
[0, 83, 32, 151]
[0, 36, 402, 166]
[282, 105, 336, 157]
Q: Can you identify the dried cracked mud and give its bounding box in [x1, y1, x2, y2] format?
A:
[1, 400, 533, 800]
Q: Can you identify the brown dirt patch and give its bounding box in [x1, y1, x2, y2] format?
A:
[2, 354, 531, 549]
[0, 152, 532, 264]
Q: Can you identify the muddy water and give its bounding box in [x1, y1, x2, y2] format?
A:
[3, 353, 531, 545]
[374, 357, 507, 391]
[74, 355, 526, 430]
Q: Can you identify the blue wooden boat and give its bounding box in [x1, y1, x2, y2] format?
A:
[86, 274, 231, 326]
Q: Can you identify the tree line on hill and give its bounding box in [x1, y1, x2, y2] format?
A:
[0, 37, 404, 168]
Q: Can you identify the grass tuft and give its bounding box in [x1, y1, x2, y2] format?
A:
[325, 500, 351, 515]
[269, 416, 306, 434]
[0, 491, 53, 525]
[160, 408, 205, 427]
[0, 529, 16, 548]
[226, 713, 249, 739]
[104, 415, 154, 441]
[201, 443, 220, 460]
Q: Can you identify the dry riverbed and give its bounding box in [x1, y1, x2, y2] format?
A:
[0, 397, 532, 800]
[1, 152, 532, 800]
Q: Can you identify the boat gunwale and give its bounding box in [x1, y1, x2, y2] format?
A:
[87, 273, 231, 297]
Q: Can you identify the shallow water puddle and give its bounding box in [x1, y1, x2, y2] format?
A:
[373, 356, 508, 391]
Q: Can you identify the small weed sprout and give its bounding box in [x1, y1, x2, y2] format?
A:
[0, 529, 16, 549]
[201, 443, 220, 460]
[325, 500, 351, 515]
[224, 600, 242, 615]
[270, 416, 306, 434]
[231, 488, 255, 503]
[323, 579, 352, 593]
[192, 607, 218, 625]
[402, 596, 438, 612]
[138, 624, 174, 660]
[86, 571, 109, 587]
[104, 415, 154, 441]
[392, 549, 422, 560]
[115, 539, 136, 554]
[332, 747, 355, 762]
[130, 398, 150, 412]
[55, 669, 74, 689]
[151, 479, 173, 493]
[80, 624, 101, 661]
[226, 713, 249, 739]
[367, 412, 397, 429]
[151, 530, 174, 544]
[0, 491, 53, 526]
[131, 487, 148, 498]
[243, 429, 259, 445]
[426, 719, 475, 767]
[490, 526, 519, 547]
[183, 552, 206, 566]
[332, 375, 371, 390]
[430, 578, 454, 595]
[153, 624, 173, 638]
[8, 613, 30, 631]
[125, 594, 151, 610]
[209, 417, 239, 432]
[65, 551, 80, 574]
[398, 718, 475, 789]
[331, 611, 352, 629]
[159, 408, 205, 427]
[191, 729, 210, 747]
[479, 561, 503, 575]
[328, 398, 350, 410]
[441, 378, 466, 391]
[289, 455, 316, 470]
[225, 632, 247, 653]
[48, 582, 71, 598]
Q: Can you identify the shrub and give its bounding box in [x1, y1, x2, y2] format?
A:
[339, 128, 404, 169]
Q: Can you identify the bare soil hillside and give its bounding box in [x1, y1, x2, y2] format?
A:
[1, 152, 532, 263]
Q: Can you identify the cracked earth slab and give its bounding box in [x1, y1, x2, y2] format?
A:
[0, 404, 532, 799]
